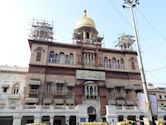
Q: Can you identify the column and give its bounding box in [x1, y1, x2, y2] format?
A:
[85, 86, 87, 99]
[34, 115, 41, 123]
[84, 54, 86, 65]
[66, 116, 70, 125]
[87, 86, 90, 97]
[50, 116, 54, 125]
[96, 86, 98, 98]
[13, 115, 22, 125]
[92, 86, 95, 98]
[87, 54, 89, 66]
[92, 54, 95, 66]
[123, 115, 128, 121]
[136, 115, 140, 122]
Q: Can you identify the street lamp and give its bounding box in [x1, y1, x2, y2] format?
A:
[122, 0, 153, 124]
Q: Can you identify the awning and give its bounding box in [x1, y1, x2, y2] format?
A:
[106, 84, 115, 88]
[2, 84, 9, 88]
[54, 99, 64, 104]
[67, 81, 75, 86]
[125, 86, 133, 90]
[25, 98, 38, 103]
[56, 80, 65, 84]
[43, 98, 52, 104]
[117, 100, 125, 105]
[66, 98, 74, 104]
[108, 100, 116, 105]
[29, 80, 41, 85]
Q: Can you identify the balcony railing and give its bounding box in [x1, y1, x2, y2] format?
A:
[29, 89, 38, 95]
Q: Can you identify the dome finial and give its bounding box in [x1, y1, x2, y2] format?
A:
[84, 10, 87, 17]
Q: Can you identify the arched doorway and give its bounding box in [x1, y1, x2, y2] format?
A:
[87, 106, 96, 122]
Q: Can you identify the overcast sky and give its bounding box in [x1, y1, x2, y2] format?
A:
[0, 0, 166, 87]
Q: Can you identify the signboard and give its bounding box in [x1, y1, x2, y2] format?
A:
[137, 93, 158, 115]
[76, 70, 105, 80]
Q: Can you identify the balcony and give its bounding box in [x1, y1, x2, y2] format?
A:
[8, 94, 20, 99]
[29, 89, 38, 95]
[25, 97, 38, 103]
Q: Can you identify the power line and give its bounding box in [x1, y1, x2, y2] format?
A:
[145, 66, 166, 72]
[136, 8, 166, 45]
[105, 0, 132, 29]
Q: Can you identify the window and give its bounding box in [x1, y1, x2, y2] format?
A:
[69, 53, 74, 64]
[30, 85, 38, 90]
[104, 57, 108, 67]
[36, 51, 42, 61]
[86, 32, 89, 39]
[112, 57, 117, 68]
[120, 58, 124, 69]
[59, 52, 65, 64]
[65, 55, 70, 64]
[3, 87, 8, 93]
[117, 60, 120, 69]
[46, 82, 52, 92]
[35, 47, 45, 62]
[159, 95, 162, 99]
[129, 57, 136, 70]
[56, 83, 64, 94]
[131, 61, 135, 70]
[85, 82, 98, 99]
[49, 51, 55, 63]
[12, 83, 19, 94]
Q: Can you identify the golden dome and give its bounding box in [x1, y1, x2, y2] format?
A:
[75, 10, 96, 29]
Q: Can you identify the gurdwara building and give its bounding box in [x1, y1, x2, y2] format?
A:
[0, 10, 165, 125]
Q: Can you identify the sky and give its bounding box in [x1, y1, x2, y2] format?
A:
[0, 0, 166, 87]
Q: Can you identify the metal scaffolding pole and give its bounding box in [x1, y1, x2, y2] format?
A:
[122, 0, 153, 123]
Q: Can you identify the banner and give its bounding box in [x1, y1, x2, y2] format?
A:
[137, 93, 158, 115]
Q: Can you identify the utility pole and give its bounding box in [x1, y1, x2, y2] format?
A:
[122, 0, 153, 124]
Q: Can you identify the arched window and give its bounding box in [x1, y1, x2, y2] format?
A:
[86, 32, 89, 39]
[55, 54, 58, 63]
[59, 52, 65, 64]
[35, 47, 45, 62]
[104, 57, 108, 67]
[12, 83, 19, 94]
[120, 58, 124, 69]
[129, 57, 136, 70]
[131, 61, 135, 70]
[85, 81, 98, 99]
[109, 59, 111, 68]
[65, 55, 69, 64]
[112, 57, 117, 69]
[36, 51, 42, 62]
[117, 60, 120, 69]
[49, 51, 55, 63]
[69, 53, 74, 64]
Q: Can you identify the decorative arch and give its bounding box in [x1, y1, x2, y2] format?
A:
[69, 53, 74, 64]
[112, 57, 117, 69]
[35, 47, 45, 62]
[129, 57, 136, 70]
[120, 58, 125, 69]
[104, 57, 108, 67]
[49, 51, 55, 63]
[59, 52, 65, 64]
[87, 106, 96, 122]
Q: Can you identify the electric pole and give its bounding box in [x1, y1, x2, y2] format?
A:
[122, 0, 153, 124]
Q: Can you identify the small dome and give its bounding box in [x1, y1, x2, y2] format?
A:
[75, 10, 95, 29]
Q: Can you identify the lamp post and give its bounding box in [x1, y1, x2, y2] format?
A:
[122, 0, 153, 124]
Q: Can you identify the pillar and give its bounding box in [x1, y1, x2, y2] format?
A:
[34, 115, 41, 123]
[50, 116, 54, 125]
[13, 115, 22, 125]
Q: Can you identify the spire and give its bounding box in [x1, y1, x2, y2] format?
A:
[84, 10, 87, 17]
